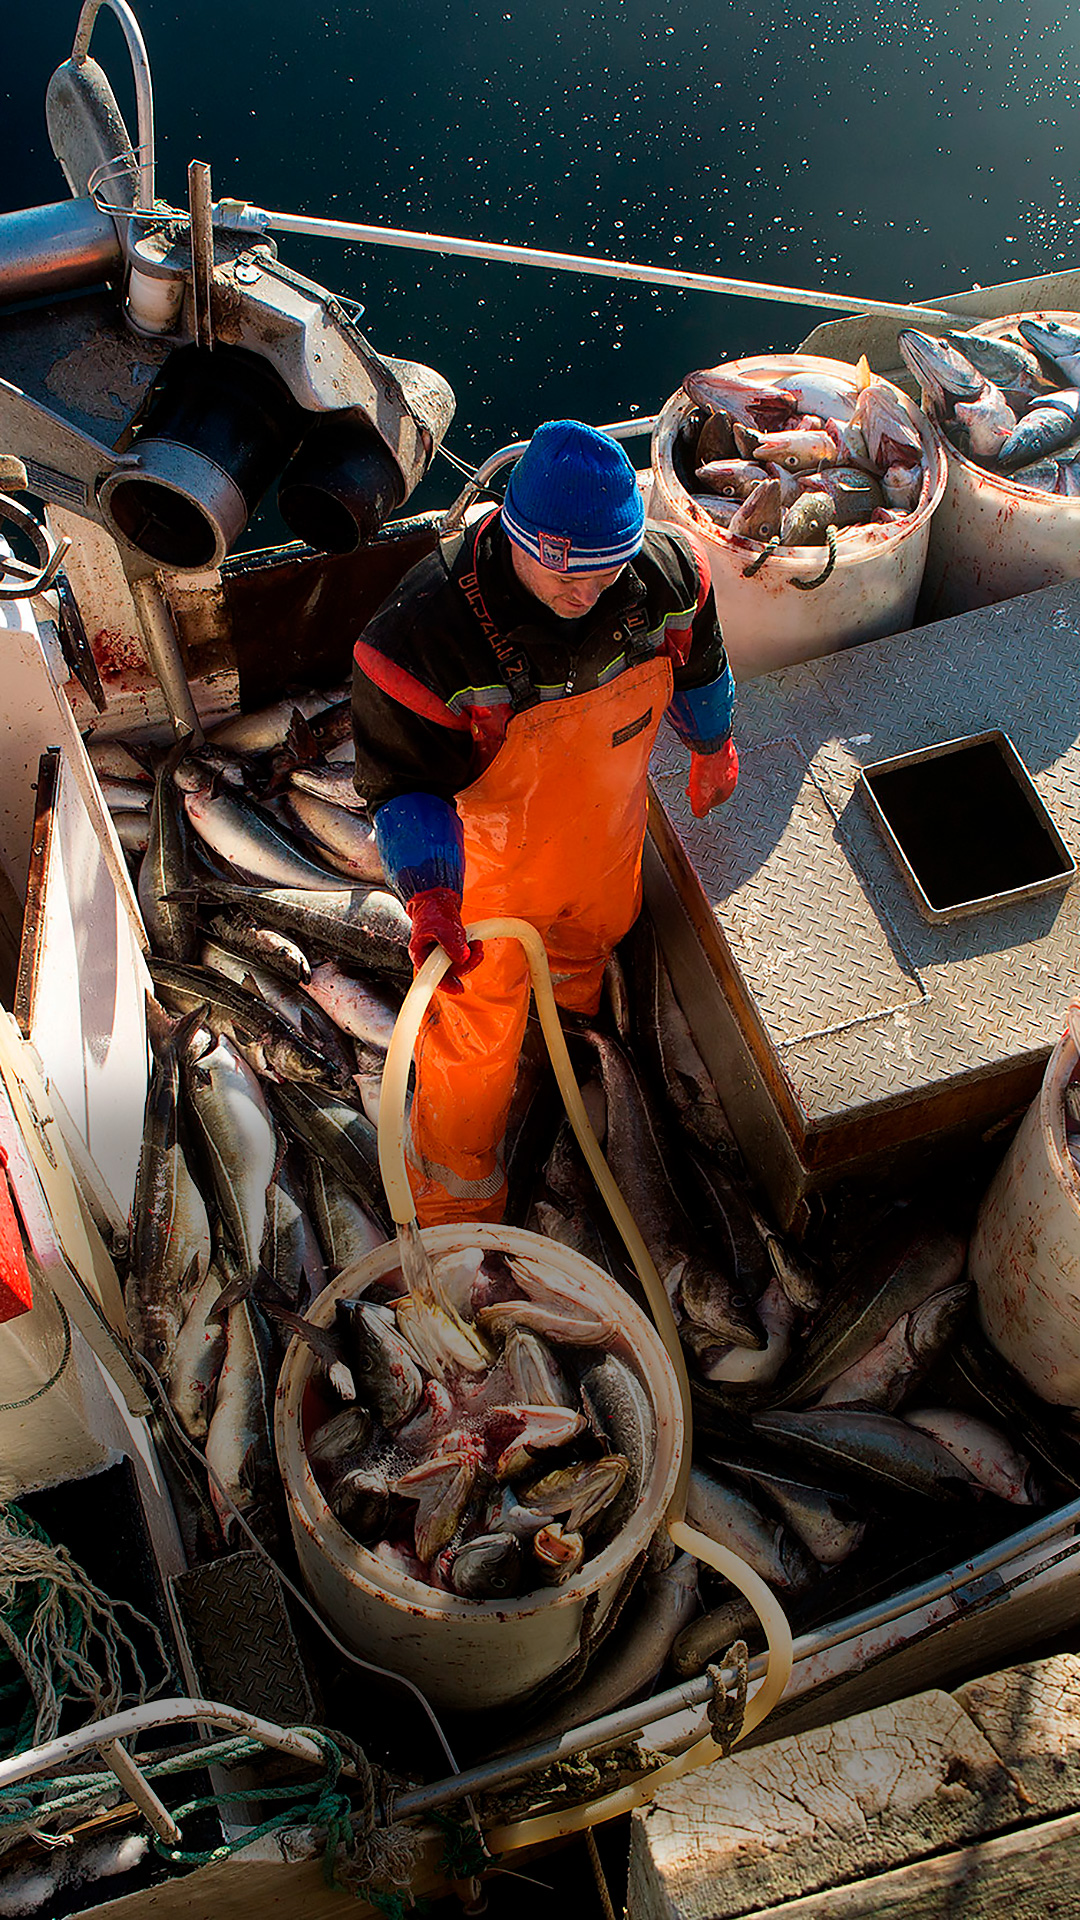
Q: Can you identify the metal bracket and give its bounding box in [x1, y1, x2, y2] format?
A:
[0, 493, 71, 600]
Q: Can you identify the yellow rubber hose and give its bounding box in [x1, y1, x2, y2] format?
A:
[377, 917, 793, 1850]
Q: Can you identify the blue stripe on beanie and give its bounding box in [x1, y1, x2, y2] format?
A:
[501, 420, 646, 574]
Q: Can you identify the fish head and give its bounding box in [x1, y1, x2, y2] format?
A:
[487, 1403, 586, 1479]
[683, 368, 798, 427]
[1018, 315, 1080, 371]
[445, 1531, 524, 1599]
[532, 1522, 585, 1584]
[477, 1258, 616, 1345]
[897, 330, 985, 407]
[307, 1404, 373, 1475]
[397, 1448, 478, 1563]
[327, 1465, 390, 1541]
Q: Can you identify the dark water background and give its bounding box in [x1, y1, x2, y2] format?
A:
[6, 0, 1080, 533]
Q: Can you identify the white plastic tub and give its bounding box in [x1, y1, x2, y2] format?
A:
[919, 313, 1080, 619]
[274, 1222, 684, 1712]
[650, 354, 946, 680]
[969, 1022, 1080, 1406]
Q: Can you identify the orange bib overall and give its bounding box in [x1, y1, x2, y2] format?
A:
[407, 652, 674, 1226]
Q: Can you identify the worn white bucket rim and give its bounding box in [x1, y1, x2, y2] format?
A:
[274, 1221, 685, 1624]
[1043, 1018, 1080, 1202]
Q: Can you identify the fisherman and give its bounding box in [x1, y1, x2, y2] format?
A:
[351, 419, 738, 1226]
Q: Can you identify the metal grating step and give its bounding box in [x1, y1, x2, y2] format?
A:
[170, 1550, 320, 1727]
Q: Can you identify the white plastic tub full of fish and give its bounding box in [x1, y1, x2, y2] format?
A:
[903, 312, 1080, 618]
[970, 1015, 1080, 1405]
[274, 1224, 684, 1713]
[650, 354, 946, 680]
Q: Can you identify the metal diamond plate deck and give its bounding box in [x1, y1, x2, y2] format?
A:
[650, 736, 923, 1047]
[648, 582, 1080, 1138]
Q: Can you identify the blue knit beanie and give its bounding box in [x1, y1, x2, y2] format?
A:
[501, 420, 646, 574]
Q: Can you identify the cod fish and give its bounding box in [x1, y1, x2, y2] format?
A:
[208, 689, 343, 753]
[281, 789, 385, 882]
[113, 810, 151, 856]
[151, 956, 348, 1087]
[306, 1158, 387, 1274]
[940, 327, 1050, 399]
[728, 478, 783, 542]
[904, 1407, 1042, 1504]
[816, 1279, 970, 1411]
[955, 1321, 1080, 1491]
[204, 909, 312, 985]
[695, 459, 770, 498]
[304, 960, 401, 1053]
[773, 1217, 967, 1407]
[520, 1553, 699, 1738]
[1018, 315, 1080, 386]
[197, 879, 412, 978]
[997, 390, 1080, 470]
[184, 787, 353, 890]
[336, 1299, 424, 1428]
[267, 1080, 389, 1224]
[183, 1028, 278, 1288]
[686, 1464, 816, 1591]
[586, 1031, 763, 1350]
[672, 1592, 764, 1678]
[683, 368, 798, 429]
[127, 1005, 212, 1373]
[752, 1407, 977, 1502]
[626, 911, 741, 1164]
[696, 1275, 797, 1390]
[259, 1161, 326, 1309]
[167, 1262, 228, 1442]
[720, 1459, 866, 1566]
[898, 329, 986, 408]
[204, 1297, 279, 1548]
[138, 734, 198, 963]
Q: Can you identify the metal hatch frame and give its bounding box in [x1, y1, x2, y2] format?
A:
[858, 728, 1077, 923]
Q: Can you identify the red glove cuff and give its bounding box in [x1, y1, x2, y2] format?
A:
[406, 888, 483, 989]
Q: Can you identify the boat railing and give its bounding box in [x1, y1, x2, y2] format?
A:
[0, 1698, 343, 1850]
[438, 416, 657, 535]
[71, 0, 155, 215]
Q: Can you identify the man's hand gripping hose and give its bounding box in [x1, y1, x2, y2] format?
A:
[378, 916, 793, 1854]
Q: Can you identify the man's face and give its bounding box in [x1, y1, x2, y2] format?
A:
[509, 543, 624, 619]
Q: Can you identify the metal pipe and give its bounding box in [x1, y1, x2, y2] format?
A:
[0, 201, 122, 305]
[128, 574, 204, 742]
[226, 204, 973, 326]
[390, 1496, 1080, 1822]
[188, 159, 215, 350]
[71, 0, 155, 213]
[0, 1700, 328, 1791]
[440, 416, 658, 535]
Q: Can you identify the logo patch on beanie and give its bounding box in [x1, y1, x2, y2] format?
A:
[538, 530, 572, 572]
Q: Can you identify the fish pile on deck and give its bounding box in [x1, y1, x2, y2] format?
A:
[102, 694, 658, 1602]
[98, 684, 1080, 1715]
[673, 358, 928, 571]
[898, 315, 1080, 492]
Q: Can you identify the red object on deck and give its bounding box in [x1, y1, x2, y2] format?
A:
[0, 1149, 33, 1321]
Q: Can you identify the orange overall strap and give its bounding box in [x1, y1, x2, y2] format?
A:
[407, 654, 673, 1226]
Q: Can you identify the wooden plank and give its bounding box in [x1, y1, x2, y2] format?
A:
[80, 1826, 448, 1920]
[723, 1807, 1080, 1919]
[13, 746, 58, 1036]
